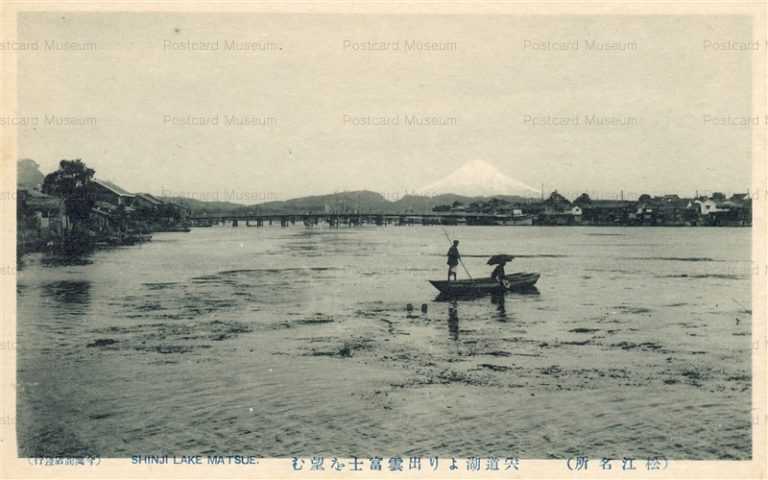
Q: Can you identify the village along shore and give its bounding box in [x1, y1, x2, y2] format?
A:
[424, 190, 752, 227]
[17, 159, 191, 257]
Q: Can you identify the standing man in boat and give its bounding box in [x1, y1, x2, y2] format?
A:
[447, 240, 461, 281]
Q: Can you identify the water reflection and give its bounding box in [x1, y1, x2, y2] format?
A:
[40, 253, 94, 268]
[40, 280, 92, 317]
[519, 286, 540, 296]
[444, 287, 543, 339]
[448, 301, 459, 341]
[491, 293, 507, 321]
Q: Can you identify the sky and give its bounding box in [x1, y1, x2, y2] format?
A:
[16, 13, 754, 203]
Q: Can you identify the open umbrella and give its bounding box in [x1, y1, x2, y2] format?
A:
[487, 254, 515, 265]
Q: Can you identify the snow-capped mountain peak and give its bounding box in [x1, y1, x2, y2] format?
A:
[417, 160, 538, 197]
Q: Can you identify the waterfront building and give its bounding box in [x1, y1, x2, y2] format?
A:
[694, 194, 751, 226]
[89, 179, 136, 207]
[16, 188, 70, 252]
[134, 193, 164, 210]
[17, 189, 69, 234]
[581, 200, 634, 225]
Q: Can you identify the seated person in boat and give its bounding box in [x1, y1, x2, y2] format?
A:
[447, 240, 460, 281]
[490, 261, 507, 285]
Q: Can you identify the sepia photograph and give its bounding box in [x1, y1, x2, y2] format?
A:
[2, 2, 766, 478]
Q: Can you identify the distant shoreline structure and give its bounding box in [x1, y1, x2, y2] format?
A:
[183, 190, 752, 228]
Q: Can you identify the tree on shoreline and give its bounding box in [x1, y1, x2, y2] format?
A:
[574, 193, 592, 205]
[42, 159, 95, 233]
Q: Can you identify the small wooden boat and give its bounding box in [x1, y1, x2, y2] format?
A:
[500, 214, 534, 226]
[429, 272, 540, 297]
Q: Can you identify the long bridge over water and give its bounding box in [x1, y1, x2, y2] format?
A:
[188, 211, 534, 227]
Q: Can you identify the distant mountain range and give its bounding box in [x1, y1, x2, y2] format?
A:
[161, 190, 538, 215]
[162, 160, 540, 215]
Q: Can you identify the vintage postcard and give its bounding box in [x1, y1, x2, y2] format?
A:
[0, 1, 766, 479]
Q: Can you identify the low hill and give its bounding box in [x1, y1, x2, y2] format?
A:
[159, 196, 246, 214]
[238, 190, 389, 214]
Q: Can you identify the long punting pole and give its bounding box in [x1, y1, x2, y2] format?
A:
[441, 227, 472, 280]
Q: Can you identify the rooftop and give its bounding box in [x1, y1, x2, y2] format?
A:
[92, 179, 135, 198]
[136, 193, 164, 205]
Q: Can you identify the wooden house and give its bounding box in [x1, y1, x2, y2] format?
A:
[89, 179, 135, 207]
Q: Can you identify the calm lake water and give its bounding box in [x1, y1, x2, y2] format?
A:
[16, 226, 752, 459]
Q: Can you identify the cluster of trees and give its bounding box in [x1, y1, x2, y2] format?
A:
[41, 159, 95, 233]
